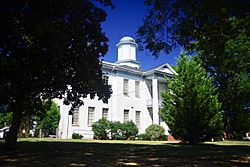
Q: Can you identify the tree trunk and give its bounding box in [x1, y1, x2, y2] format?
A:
[225, 117, 231, 140]
[4, 107, 22, 150]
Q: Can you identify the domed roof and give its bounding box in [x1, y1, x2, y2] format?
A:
[119, 36, 135, 43]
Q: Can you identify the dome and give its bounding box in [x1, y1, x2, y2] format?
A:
[119, 36, 135, 43]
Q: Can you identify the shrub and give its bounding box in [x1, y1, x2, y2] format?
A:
[110, 121, 123, 140]
[92, 118, 110, 140]
[110, 121, 139, 140]
[121, 121, 139, 140]
[92, 119, 139, 140]
[146, 124, 165, 141]
[138, 133, 150, 140]
[72, 133, 83, 139]
[161, 134, 168, 141]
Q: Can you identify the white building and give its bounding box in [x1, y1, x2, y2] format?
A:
[56, 36, 176, 139]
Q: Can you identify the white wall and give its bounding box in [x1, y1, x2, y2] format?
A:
[117, 44, 136, 61]
[56, 70, 170, 139]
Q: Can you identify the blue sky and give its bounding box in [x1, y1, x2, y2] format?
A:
[101, 0, 181, 70]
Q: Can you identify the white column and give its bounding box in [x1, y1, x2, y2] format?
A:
[59, 104, 71, 139]
[110, 70, 117, 122]
[152, 76, 159, 124]
[67, 114, 73, 139]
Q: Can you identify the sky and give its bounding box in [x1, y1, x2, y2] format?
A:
[100, 0, 181, 70]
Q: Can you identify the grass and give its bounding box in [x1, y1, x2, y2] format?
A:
[0, 138, 249, 166]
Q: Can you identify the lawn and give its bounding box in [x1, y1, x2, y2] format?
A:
[0, 138, 249, 166]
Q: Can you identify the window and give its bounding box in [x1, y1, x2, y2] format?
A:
[103, 99, 108, 104]
[103, 75, 109, 85]
[136, 111, 141, 128]
[135, 81, 140, 98]
[124, 110, 129, 122]
[88, 107, 95, 126]
[102, 108, 108, 119]
[123, 79, 129, 96]
[72, 107, 79, 125]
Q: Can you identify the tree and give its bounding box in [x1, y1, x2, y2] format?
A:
[137, 0, 250, 138]
[37, 101, 60, 135]
[161, 53, 223, 144]
[0, 112, 12, 129]
[0, 0, 112, 148]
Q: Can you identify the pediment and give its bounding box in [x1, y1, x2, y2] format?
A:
[157, 65, 173, 74]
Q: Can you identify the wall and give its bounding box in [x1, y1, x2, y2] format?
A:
[57, 68, 170, 139]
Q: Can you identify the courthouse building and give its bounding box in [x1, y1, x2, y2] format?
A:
[56, 36, 176, 139]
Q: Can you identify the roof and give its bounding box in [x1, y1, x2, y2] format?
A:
[119, 36, 135, 43]
[116, 36, 138, 47]
[102, 61, 176, 77]
[143, 63, 177, 76]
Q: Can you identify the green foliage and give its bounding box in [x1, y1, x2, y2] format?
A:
[92, 120, 139, 140]
[138, 133, 150, 140]
[92, 118, 110, 140]
[137, 0, 250, 139]
[0, 0, 112, 146]
[110, 121, 123, 140]
[137, 0, 249, 57]
[110, 121, 138, 140]
[0, 112, 13, 129]
[161, 54, 223, 144]
[120, 121, 139, 140]
[221, 17, 250, 137]
[72, 133, 83, 139]
[37, 101, 60, 135]
[234, 110, 250, 138]
[145, 124, 165, 141]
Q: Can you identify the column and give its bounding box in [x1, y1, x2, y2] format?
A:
[110, 70, 117, 122]
[152, 76, 159, 124]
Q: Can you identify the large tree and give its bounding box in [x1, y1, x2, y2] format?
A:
[161, 53, 223, 144]
[37, 101, 60, 135]
[0, 0, 112, 148]
[137, 0, 250, 138]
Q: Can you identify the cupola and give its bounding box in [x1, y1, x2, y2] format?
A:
[116, 36, 140, 68]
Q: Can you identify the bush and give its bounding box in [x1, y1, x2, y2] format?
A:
[121, 121, 139, 140]
[92, 118, 110, 140]
[110, 121, 138, 140]
[146, 124, 165, 141]
[110, 121, 123, 140]
[161, 134, 168, 141]
[72, 133, 83, 139]
[92, 119, 139, 140]
[138, 133, 150, 140]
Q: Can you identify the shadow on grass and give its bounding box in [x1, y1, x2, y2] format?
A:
[0, 140, 249, 166]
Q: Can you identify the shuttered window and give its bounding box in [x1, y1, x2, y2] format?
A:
[124, 110, 129, 122]
[88, 107, 95, 126]
[123, 79, 129, 96]
[72, 107, 79, 125]
[136, 111, 141, 128]
[135, 81, 140, 98]
[102, 108, 108, 119]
